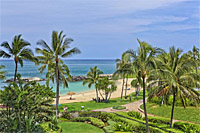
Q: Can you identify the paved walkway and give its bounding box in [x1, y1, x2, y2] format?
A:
[93, 99, 143, 113]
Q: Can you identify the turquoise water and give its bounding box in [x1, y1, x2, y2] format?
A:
[0, 59, 116, 94]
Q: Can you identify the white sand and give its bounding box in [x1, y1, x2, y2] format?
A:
[54, 78, 135, 104]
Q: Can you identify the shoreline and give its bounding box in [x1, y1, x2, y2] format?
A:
[54, 78, 135, 104]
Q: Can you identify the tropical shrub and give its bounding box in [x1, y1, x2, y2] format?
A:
[79, 111, 101, 118]
[72, 117, 104, 128]
[79, 111, 108, 122]
[60, 112, 71, 120]
[90, 117, 105, 128]
[112, 106, 126, 110]
[147, 116, 170, 125]
[103, 120, 116, 133]
[72, 117, 91, 122]
[173, 121, 200, 133]
[98, 112, 109, 122]
[127, 111, 142, 119]
[0, 77, 55, 132]
[107, 113, 163, 133]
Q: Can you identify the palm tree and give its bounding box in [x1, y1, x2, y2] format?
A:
[125, 39, 162, 133]
[0, 65, 7, 80]
[188, 46, 199, 74]
[0, 35, 36, 82]
[148, 46, 200, 128]
[36, 31, 81, 117]
[187, 46, 200, 88]
[114, 52, 130, 101]
[83, 66, 103, 102]
[130, 67, 142, 97]
[96, 77, 117, 102]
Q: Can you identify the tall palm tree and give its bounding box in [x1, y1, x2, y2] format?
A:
[0, 35, 36, 81]
[187, 46, 200, 88]
[0, 65, 7, 80]
[148, 47, 200, 128]
[125, 39, 162, 133]
[36, 31, 81, 117]
[83, 66, 103, 102]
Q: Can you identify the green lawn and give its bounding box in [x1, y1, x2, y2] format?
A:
[59, 91, 145, 112]
[141, 103, 200, 124]
[58, 122, 104, 133]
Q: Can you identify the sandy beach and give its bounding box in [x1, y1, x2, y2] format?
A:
[54, 78, 135, 104]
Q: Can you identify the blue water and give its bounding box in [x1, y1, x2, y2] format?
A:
[0, 59, 116, 94]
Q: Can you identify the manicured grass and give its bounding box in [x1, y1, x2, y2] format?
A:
[141, 103, 200, 124]
[59, 91, 145, 112]
[58, 122, 104, 133]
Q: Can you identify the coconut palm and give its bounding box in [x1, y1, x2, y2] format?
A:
[36, 31, 81, 117]
[0, 35, 36, 81]
[0, 65, 7, 80]
[83, 66, 103, 102]
[125, 39, 162, 133]
[148, 46, 200, 128]
[130, 67, 142, 96]
[114, 52, 131, 101]
[188, 46, 199, 74]
[96, 77, 117, 102]
[187, 46, 200, 88]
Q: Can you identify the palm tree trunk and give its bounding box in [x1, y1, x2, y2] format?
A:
[108, 92, 112, 101]
[98, 89, 104, 99]
[95, 87, 99, 102]
[170, 92, 176, 128]
[121, 74, 125, 102]
[142, 77, 149, 133]
[125, 73, 128, 98]
[14, 61, 18, 82]
[55, 60, 59, 118]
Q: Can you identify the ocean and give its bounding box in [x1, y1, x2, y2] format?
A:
[0, 59, 116, 94]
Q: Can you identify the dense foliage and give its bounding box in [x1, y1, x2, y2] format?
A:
[0, 76, 55, 132]
[96, 77, 117, 102]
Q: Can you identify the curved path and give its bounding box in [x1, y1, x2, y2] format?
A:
[93, 99, 143, 112]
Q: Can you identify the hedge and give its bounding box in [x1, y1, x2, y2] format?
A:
[103, 120, 116, 133]
[173, 121, 200, 133]
[127, 111, 143, 120]
[72, 117, 105, 128]
[105, 113, 165, 133]
[146, 116, 170, 125]
[79, 111, 108, 122]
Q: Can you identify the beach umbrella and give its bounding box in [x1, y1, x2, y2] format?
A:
[67, 91, 76, 99]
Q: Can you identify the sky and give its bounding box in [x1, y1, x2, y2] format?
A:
[0, 0, 199, 59]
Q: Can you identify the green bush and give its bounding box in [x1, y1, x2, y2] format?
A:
[72, 117, 90, 122]
[103, 120, 116, 133]
[40, 122, 62, 133]
[146, 116, 170, 125]
[79, 111, 101, 118]
[60, 112, 71, 120]
[98, 112, 109, 122]
[127, 111, 142, 119]
[72, 117, 104, 128]
[112, 106, 126, 110]
[107, 113, 164, 133]
[174, 121, 200, 133]
[90, 117, 105, 128]
[79, 111, 108, 122]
